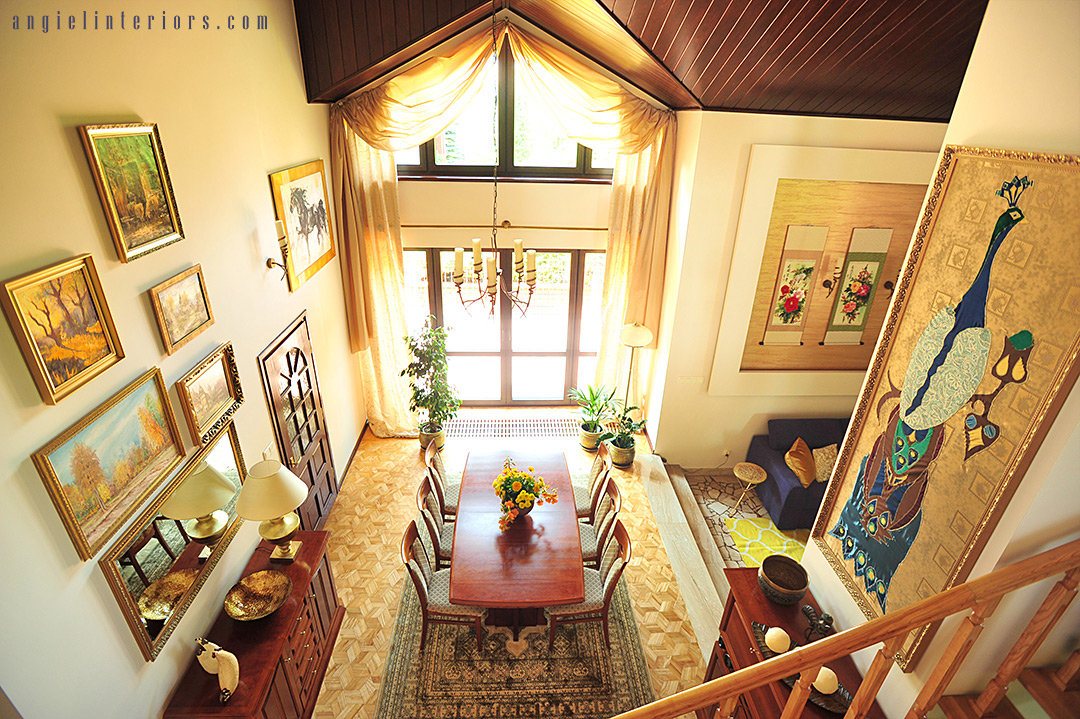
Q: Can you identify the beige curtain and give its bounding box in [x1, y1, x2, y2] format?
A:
[330, 26, 502, 436]
[331, 20, 675, 432]
[504, 24, 675, 408]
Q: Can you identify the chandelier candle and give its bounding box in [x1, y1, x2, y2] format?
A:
[513, 239, 524, 274]
[453, 247, 464, 282]
[471, 238, 482, 272]
[486, 256, 497, 295]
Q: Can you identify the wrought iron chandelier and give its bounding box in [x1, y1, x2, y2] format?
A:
[451, 7, 536, 317]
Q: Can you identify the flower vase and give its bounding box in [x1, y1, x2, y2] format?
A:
[502, 492, 534, 517]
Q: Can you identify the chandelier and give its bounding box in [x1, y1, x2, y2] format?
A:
[451, 7, 536, 317]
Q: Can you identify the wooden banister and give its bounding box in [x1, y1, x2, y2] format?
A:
[612, 537, 1080, 719]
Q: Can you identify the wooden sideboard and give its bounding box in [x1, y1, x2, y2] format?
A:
[164, 531, 343, 719]
[698, 567, 886, 719]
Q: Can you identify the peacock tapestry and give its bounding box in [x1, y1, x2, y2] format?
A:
[813, 146, 1080, 670]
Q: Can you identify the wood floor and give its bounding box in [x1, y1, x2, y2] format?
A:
[312, 432, 705, 718]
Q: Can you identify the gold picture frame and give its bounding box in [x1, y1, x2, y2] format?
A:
[148, 265, 214, 355]
[269, 159, 336, 291]
[79, 123, 184, 262]
[812, 145, 1080, 670]
[32, 368, 186, 560]
[1, 254, 124, 404]
[175, 342, 244, 447]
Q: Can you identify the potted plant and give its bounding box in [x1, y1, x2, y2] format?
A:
[568, 384, 618, 451]
[600, 405, 647, 468]
[401, 317, 460, 450]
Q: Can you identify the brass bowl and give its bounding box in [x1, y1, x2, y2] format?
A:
[138, 568, 200, 621]
[224, 570, 292, 621]
[758, 555, 809, 605]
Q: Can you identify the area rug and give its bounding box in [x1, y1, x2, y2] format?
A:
[722, 517, 808, 568]
[375, 577, 654, 718]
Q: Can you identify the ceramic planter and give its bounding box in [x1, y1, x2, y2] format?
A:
[608, 441, 635, 468]
[419, 427, 446, 451]
[579, 425, 603, 451]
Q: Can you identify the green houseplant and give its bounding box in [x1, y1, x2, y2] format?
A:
[600, 405, 647, 468]
[568, 384, 619, 451]
[401, 317, 460, 450]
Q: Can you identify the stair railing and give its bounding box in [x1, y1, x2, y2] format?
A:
[611, 537, 1080, 719]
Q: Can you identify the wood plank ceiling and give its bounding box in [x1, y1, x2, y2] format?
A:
[294, 0, 987, 122]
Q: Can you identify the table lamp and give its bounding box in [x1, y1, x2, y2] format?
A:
[236, 451, 310, 561]
[159, 461, 237, 550]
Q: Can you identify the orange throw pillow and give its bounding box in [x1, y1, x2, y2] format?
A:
[785, 437, 816, 488]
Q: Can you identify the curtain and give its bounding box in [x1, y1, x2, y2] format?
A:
[330, 19, 675, 434]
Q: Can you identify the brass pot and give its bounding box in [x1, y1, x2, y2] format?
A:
[419, 427, 445, 451]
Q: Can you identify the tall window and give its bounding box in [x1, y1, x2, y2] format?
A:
[402, 249, 605, 405]
[394, 49, 616, 179]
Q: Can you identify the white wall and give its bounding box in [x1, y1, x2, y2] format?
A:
[0, 2, 365, 717]
[650, 112, 945, 467]
[799, 0, 1080, 712]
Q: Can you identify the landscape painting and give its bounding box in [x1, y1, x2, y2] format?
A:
[80, 123, 183, 262]
[33, 368, 184, 560]
[148, 265, 213, 355]
[269, 160, 336, 291]
[1, 254, 124, 404]
[176, 343, 243, 446]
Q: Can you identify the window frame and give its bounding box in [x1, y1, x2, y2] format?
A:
[396, 46, 614, 181]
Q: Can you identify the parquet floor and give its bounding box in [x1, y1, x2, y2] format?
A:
[313, 432, 705, 719]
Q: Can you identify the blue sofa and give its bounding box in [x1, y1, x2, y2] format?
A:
[747, 418, 850, 530]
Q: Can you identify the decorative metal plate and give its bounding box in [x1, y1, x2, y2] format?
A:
[224, 570, 292, 621]
[138, 568, 200, 621]
[751, 621, 852, 713]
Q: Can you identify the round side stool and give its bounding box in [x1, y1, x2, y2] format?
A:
[728, 461, 767, 516]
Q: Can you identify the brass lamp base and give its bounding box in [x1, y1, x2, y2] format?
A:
[187, 510, 230, 546]
[259, 512, 301, 562]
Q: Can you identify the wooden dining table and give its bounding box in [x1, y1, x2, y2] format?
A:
[449, 449, 584, 639]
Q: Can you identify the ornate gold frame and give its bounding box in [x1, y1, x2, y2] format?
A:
[175, 342, 244, 447]
[98, 424, 245, 661]
[32, 368, 186, 560]
[79, 123, 184, 262]
[269, 159, 336, 291]
[812, 145, 1080, 670]
[147, 265, 214, 355]
[1, 253, 124, 404]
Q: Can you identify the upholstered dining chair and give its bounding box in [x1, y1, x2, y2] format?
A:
[417, 481, 454, 570]
[579, 478, 621, 569]
[573, 442, 612, 521]
[424, 441, 459, 518]
[547, 519, 631, 649]
[401, 520, 485, 652]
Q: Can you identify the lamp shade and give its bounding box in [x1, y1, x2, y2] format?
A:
[236, 454, 309, 521]
[159, 462, 236, 520]
[619, 322, 653, 348]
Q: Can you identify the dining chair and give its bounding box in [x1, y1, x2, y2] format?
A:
[573, 443, 612, 521]
[579, 478, 621, 569]
[417, 481, 454, 570]
[424, 441, 459, 518]
[547, 519, 631, 649]
[401, 520, 485, 652]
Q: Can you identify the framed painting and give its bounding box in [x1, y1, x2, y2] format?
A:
[148, 265, 214, 355]
[269, 159, 336, 291]
[32, 367, 185, 560]
[175, 342, 243, 447]
[812, 146, 1080, 670]
[79, 123, 184, 262]
[1, 254, 124, 404]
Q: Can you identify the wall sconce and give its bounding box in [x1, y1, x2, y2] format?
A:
[236, 451, 309, 561]
[265, 220, 289, 280]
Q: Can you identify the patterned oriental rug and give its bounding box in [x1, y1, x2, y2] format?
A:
[375, 577, 655, 718]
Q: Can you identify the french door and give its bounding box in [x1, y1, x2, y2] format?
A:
[403, 249, 604, 406]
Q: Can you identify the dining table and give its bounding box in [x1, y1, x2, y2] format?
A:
[449, 449, 584, 639]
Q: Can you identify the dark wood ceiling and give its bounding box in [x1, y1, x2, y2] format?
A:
[294, 0, 987, 122]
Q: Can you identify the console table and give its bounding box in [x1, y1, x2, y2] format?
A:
[164, 531, 343, 719]
[698, 567, 886, 719]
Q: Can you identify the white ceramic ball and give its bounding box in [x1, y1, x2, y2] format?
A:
[764, 626, 791, 653]
[812, 666, 839, 694]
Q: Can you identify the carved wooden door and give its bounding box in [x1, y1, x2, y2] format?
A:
[258, 312, 337, 531]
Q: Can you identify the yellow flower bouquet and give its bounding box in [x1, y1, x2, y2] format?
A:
[493, 457, 558, 531]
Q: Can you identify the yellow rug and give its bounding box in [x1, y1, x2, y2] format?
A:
[722, 517, 809, 567]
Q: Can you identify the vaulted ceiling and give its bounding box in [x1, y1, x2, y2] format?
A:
[294, 0, 987, 122]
